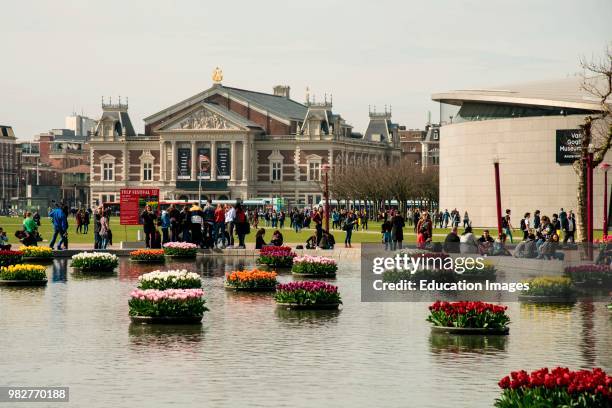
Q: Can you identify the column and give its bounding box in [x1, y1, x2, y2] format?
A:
[171, 140, 177, 181]
[123, 145, 129, 185]
[160, 141, 165, 182]
[211, 140, 217, 181]
[242, 138, 249, 182]
[191, 141, 197, 180]
[230, 140, 237, 182]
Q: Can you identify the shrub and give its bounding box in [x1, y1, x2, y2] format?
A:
[130, 249, 165, 262]
[163, 242, 198, 257]
[0, 250, 23, 267]
[19, 246, 53, 258]
[0, 264, 47, 281]
[70, 252, 119, 271]
[226, 269, 277, 289]
[524, 276, 574, 297]
[427, 301, 510, 329]
[274, 281, 342, 305]
[291, 255, 337, 276]
[138, 269, 201, 290]
[495, 367, 611, 408]
[128, 288, 208, 317]
[257, 246, 296, 267]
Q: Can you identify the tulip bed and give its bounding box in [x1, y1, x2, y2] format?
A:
[564, 264, 612, 286]
[163, 242, 198, 258]
[274, 281, 342, 306]
[225, 269, 277, 290]
[0, 264, 47, 281]
[138, 270, 202, 290]
[427, 301, 510, 330]
[130, 249, 165, 262]
[522, 276, 574, 298]
[257, 246, 296, 268]
[291, 255, 337, 276]
[70, 252, 119, 271]
[495, 367, 611, 408]
[128, 288, 208, 317]
[0, 250, 23, 267]
[19, 246, 53, 259]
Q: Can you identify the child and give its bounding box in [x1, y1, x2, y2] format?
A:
[381, 220, 392, 251]
[0, 228, 10, 250]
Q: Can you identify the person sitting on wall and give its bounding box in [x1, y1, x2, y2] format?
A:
[306, 233, 318, 249]
[270, 230, 284, 247]
[513, 233, 537, 258]
[255, 228, 267, 250]
[443, 227, 460, 253]
[490, 233, 511, 256]
[477, 229, 495, 255]
[537, 233, 564, 261]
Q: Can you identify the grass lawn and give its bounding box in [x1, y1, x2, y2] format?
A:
[0, 216, 603, 247]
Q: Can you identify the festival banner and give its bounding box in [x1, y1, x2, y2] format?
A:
[177, 148, 191, 179]
[119, 188, 159, 225]
[217, 146, 230, 179]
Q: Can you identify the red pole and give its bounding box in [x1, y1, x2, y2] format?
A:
[604, 169, 608, 239]
[494, 161, 502, 236]
[324, 169, 330, 233]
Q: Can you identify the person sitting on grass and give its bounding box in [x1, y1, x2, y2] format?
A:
[270, 229, 284, 247]
[255, 228, 267, 250]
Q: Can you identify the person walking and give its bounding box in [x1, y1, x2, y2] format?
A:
[141, 205, 157, 248]
[391, 210, 405, 250]
[234, 202, 248, 249]
[93, 206, 103, 249]
[83, 209, 90, 234]
[564, 211, 576, 244]
[99, 210, 110, 249]
[49, 203, 68, 250]
[225, 204, 236, 248]
[343, 211, 356, 248]
[312, 207, 323, 245]
[502, 209, 513, 243]
[463, 211, 470, 228]
[520, 212, 531, 241]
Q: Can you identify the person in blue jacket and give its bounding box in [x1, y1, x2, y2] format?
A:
[49, 203, 69, 250]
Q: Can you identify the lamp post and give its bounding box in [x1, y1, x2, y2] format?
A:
[493, 159, 502, 237]
[586, 144, 594, 259]
[323, 164, 330, 233]
[600, 162, 610, 239]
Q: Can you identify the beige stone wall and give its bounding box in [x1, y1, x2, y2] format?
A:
[440, 114, 611, 228]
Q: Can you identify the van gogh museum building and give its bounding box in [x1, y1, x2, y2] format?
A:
[432, 77, 610, 227]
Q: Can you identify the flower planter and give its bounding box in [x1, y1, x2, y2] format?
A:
[276, 302, 341, 310]
[518, 294, 577, 303]
[430, 326, 509, 335]
[0, 279, 48, 287]
[224, 283, 276, 292]
[164, 254, 197, 259]
[129, 315, 203, 324]
[130, 258, 166, 263]
[291, 272, 336, 278]
[72, 267, 116, 274]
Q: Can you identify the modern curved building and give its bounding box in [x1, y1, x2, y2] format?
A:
[432, 77, 610, 228]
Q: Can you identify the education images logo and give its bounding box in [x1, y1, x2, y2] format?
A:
[370, 253, 529, 293]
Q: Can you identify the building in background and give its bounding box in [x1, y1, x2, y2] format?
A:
[89, 70, 401, 207]
[65, 113, 96, 137]
[432, 76, 608, 227]
[399, 124, 440, 168]
[0, 125, 18, 212]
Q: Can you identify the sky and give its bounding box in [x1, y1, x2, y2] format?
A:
[1, 0, 611, 139]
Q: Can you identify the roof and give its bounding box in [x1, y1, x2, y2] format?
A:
[99, 110, 136, 136]
[61, 164, 90, 174]
[432, 76, 609, 111]
[144, 84, 308, 125]
[202, 102, 262, 129]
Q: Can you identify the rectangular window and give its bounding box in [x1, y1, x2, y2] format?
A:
[271, 161, 282, 181]
[308, 162, 321, 181]
[103, 162, 114, 181]
[143, 162, 153, 181]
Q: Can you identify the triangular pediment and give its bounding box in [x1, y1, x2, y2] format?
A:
[158, 104, 245, 132]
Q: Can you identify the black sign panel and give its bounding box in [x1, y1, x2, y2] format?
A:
[197, 147, 211, 179]
[177, 148, 191, 179]
[217, 147, 230, 179]
[556, 129, 582, 164]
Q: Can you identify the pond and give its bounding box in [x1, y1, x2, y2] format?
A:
[0, 257, 610, 407]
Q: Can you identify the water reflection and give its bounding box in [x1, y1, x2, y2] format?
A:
[429, 333, 508, 355]
[128, 323, 204, 352]
[51, 258, 68, 282]
[117, 256, 255, 281]
[275, 307, 342, 326]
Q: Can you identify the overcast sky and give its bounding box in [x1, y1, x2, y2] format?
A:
[2, 0, 611, 139]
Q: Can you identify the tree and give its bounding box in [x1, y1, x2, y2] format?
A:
[574, 45, 612, 242]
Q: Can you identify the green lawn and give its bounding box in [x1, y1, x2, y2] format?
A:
[0, 216, 603, 247]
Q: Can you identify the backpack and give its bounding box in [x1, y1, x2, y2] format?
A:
[501, 217, 508, 229]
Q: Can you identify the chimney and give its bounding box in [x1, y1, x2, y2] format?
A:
[273, 85, 290, 99]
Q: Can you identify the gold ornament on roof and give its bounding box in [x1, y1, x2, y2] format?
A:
[212, 67, 223, 84]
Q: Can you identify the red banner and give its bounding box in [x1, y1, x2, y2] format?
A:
[120, 188, 160, 225]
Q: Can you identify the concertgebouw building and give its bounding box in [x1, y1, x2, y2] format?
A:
[432, 76, 611, 228]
